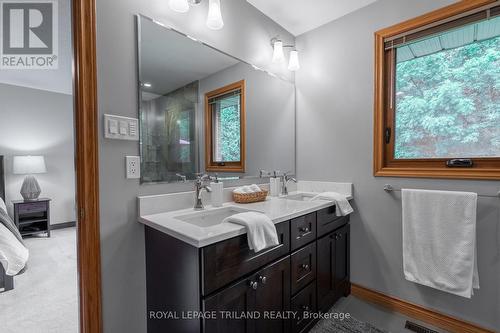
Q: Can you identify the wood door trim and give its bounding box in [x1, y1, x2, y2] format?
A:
[373, 0, 500, 180]
[73, 0, 102, 332]
[351, 284, 495, 333]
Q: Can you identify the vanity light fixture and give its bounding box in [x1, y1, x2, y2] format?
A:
[288, 50, 300, 71]
[206, 0, 224, 30]
[168, 0, 224, 30]
[143, 82, 152, 88]
[271, 37, 300, 71]
[272, 40, 285, 63]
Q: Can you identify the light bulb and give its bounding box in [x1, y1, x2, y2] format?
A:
[169, 0, 189, 13]
[206, 0, 224, 30]
[288, 50, 300, 71]
[272, 40, 285, 63]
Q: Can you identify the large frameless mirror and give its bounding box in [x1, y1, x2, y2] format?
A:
[137, 15, 296, 183]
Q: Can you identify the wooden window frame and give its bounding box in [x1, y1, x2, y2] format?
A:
[205, 80, 246, 173]
[374, 0, 500, 180]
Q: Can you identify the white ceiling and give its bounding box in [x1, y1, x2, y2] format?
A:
[140, 18, 238, 96]
[247, 0, 378, 36]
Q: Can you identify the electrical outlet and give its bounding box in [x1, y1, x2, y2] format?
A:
[126, 156, 140, 179]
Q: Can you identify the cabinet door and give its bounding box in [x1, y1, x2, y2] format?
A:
[203, 278, 256, 333]
[203, 256, 291, 333]
[317, 224, 350, 312]
[334, 224, 350, 294]
[317, 232, 335, 311]
[255, 256, 291, 333]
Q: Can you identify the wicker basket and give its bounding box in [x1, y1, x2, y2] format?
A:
[233, 188, 268, 204]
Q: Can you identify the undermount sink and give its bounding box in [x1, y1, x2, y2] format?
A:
[282, 193, 317, 202]
[174, 206, 256, 228]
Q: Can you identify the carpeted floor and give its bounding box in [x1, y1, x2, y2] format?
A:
[0, 227, 78, 333]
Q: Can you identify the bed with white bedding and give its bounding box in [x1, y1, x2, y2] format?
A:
[0, 155, 29, 292]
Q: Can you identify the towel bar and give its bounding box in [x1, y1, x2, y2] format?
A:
[383, 184, 500, 198]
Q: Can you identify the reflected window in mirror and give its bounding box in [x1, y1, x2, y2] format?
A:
[205, 80, 246, 172]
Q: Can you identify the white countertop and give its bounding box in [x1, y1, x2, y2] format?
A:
[138, 191, 352, 248]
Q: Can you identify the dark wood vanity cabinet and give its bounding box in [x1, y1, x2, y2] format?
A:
[145, 205, 350, 333]
[203, 256, 291, 333]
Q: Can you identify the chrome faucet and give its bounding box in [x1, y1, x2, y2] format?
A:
[194, 174, 212, 210]
[281, 172, 297, 196]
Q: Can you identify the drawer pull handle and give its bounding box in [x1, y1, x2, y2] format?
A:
[248, 281, 258, 290]
[258, 276, 267, 285]
[302, 305, 310, 311]
[301, 264, 310, 271]
[299, 227, 309, 233]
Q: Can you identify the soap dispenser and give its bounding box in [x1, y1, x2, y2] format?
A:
[210, 174, 223, 207]
[270, 171, 281, 197]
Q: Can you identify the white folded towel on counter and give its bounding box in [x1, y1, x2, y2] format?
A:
[233, 184, 263, 194]
[223, 212, 279, 252]
[311, 192, 353, 216]
[402, 189, 479, 298]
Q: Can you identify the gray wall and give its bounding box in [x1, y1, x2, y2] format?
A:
[0, 83, 76, 225]
[95, 0, 294, 331]
[296, 0, 500, 330]
[199, 62, 295, 177]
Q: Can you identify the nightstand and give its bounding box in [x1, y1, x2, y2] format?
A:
[12, 198, 51, 237]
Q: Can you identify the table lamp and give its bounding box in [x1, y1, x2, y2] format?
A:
[13, 155, 47, 201]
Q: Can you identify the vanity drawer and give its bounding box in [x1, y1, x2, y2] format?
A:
[290, 213, 316, 251]
[291, 242, 316, 295]
[18, 202, 47, 214]
[201, 222, 290, 296]
[291, 281, 316, 333]
[317, 206, 349, 237]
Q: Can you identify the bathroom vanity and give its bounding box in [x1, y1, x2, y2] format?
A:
[140, 192, 351, 333]
[136, 13, 352, 333]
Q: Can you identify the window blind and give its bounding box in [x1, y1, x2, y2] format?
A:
[384, 1, 500, 62]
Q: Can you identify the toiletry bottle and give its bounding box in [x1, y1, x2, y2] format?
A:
[270, 171, 280, 197]
[211, 174, 223, 207]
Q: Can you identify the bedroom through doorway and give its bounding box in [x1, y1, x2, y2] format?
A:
[0, 0, 79, 332]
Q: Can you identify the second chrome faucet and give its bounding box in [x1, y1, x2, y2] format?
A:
[194, 174, 212, 210]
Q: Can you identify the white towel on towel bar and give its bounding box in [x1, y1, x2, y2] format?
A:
[402, 189, 479, 298]
[223, 212, 279, 252]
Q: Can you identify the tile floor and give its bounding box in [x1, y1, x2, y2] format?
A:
[333, 295, 449, 333]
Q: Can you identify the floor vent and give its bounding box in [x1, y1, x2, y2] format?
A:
[405, 320, 440, 333]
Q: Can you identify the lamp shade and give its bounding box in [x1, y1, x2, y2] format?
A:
[206, 0, 224, 30]
[272, 40, 285, 63]
[13, 156, 47, 175]
[288, 50, 300, 71]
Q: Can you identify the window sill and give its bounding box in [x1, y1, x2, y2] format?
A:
[374, 167, 500, 180]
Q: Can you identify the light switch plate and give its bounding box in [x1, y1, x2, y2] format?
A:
[126, 156, 141, 179]
[104, 114, 139, 141]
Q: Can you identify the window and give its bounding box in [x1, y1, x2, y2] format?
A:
[205, 80, 246, 172]
[374, 0, 500, 179]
